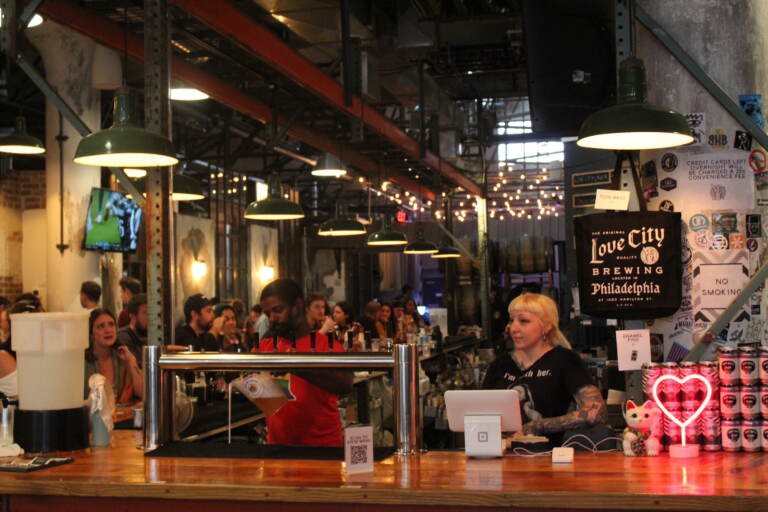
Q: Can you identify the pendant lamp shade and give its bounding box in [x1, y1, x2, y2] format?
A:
[312, 153, 346, 177]
[403, 228, 438, 255]
[74, 88, 179, 167]
[367, 218, 407, 246]
[244, 174, 304, 220]
[577, 57, 694, 150]
[0, 116, 45, 155]
[128, 173, 205, 201]
[431, 237, 461, 258]
[123, 168, 147, 178]
[318, 202, 366, 236]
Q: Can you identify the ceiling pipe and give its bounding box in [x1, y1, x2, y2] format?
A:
[169, 0, 481, 197]
[38, 0, 434, 202]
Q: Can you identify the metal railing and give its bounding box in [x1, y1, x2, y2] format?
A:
[143, 344, 421, 455]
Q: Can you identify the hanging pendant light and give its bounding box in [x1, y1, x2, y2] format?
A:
[127, 173, 205, 201]
[431, 237, 461, 258]
[244, 174, 304, 220]
[312, 152, 346, 178]
[0, 116, 45, 155]
[577, 57, 694, 150]
[318, 201, 366, 236]
[123, 168, 147, 178]
[367, 218, 407, 246]
[403, 228, 438, 255]
[74, 88, 179, 167]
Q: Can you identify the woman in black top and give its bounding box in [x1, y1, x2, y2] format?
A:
[483, 293, 607, 441]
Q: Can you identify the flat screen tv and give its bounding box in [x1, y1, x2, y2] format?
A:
[83, 187, 143, 252]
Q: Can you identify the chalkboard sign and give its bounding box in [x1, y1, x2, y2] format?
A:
[572, 169, 613, 188]
[574, 211, 682, 319]
[572, 193, 597, 209]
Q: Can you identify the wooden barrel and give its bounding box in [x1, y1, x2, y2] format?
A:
[534, 236, 548, 273]
[456, 238, 473, 277]
[507, 240, 520, 273]
[459, 284, 477, 324]
[520, 235, 535, 274]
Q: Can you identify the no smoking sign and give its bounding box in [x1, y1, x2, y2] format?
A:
[749, 148, 767, 174]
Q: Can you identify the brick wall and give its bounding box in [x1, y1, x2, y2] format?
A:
[0, 169, 45, 301]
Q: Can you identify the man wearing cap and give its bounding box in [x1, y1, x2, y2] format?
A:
[172, 294, 218, 352]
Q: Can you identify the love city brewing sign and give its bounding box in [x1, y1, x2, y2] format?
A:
[574, 212, 682, 319]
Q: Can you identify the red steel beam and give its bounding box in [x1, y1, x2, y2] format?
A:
[169, 0, 482, 197]
[37, 0, 435, 202]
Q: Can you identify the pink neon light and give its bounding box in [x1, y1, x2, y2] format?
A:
[650, 374, 713, 447]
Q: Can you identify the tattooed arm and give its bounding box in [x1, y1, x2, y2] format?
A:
[522, 384, 607, 436]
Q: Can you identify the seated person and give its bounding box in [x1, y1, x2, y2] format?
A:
[358, 301, 380, 339]
[0, 350, 17, 398]
[210, 303, 247, 352]
[117, 276, 142, 328]
[329, 301, 365, 350]
[257, 279, 353, 446]
[116, 293, 147, 366]
[482, 293, 607, 445]
[375, 303, 395, 339]
[305, 292, 329, 333]
[171, 294, 218, 352]
[84, 309, 143, 402]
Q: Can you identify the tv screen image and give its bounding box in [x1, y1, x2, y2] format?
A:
[83, 187, 143, 252]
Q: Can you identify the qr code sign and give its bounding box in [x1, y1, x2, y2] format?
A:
[350, 445, 368, 465]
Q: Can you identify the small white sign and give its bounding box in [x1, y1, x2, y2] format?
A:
[344, 424, 374, 474]
[594, 189, 631, 211]
[616, 329, 651, 371]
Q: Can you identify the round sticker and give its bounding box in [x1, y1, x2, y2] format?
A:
[689, 214, 709, 231]
[747, 238, 759, 252]
[712, 234, 729, 250]
[640, 246, 660, 265]
[695, 230, 710, 248]
[659, 200, 674, 212]
[749, 148, 767, 174]
[661, 153, 678, 172]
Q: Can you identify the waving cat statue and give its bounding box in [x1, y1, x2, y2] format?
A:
[622, 400, 661, 457]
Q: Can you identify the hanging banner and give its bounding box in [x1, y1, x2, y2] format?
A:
[574, 211, 682, 319]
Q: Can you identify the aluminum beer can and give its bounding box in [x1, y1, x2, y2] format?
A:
[722, 418, 741, 452]
[760, 348, 768, 386]
[718, 346, 740, 386]
[740, 346, 760, 387]
[761, 419, 768, 452]
[761, 386, 768, 419]
[697, 361, 720, 409]
[661, 362, 682, 406]
[679, 362, 700, 402]
[741, 385, 760, 419]
[699, 408, 722, 451]
[682, 404, 699, 445]
[720, 384, 741, 418]
[741, 419, 761, 452]
[641, 362, 663, 401]
[664, 417, 681, 447]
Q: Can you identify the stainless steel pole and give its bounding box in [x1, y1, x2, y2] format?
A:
[393, 344, 420, 455]
[142, 345, 161, 450]
[158, 352, 395, 371]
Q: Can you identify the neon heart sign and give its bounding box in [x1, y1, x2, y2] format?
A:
[651, 374, 712, 458]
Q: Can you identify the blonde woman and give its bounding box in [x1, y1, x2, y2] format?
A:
[482, 293, 606, 444]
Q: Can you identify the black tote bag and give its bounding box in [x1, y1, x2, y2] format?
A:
[574, 211, 682, 319]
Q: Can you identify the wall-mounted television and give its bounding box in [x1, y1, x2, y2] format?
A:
[83, 187, 143, 252]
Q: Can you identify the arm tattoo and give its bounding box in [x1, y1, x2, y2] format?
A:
[522, 385, 608, 436]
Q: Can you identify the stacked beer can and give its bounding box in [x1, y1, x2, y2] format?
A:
[641, 361, 720, 451]
[718, 346, 768, 452]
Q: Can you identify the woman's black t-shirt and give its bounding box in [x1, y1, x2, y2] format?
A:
[482, 346, 593, 426]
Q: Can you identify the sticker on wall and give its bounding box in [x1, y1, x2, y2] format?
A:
[661, 153, 679, 172]
[739, 94, 765, 130]
[694, 230, 710, 249]
[712, 212, 738, 234]
[711, 234, 729, 250]
[747, 238, 759, 252]
[746, 214, 762, 237]
[659, 200, 674, 212]
[734, 131, 753, 151]
[685, 112, 706, 146]
[689, 214, 709, 231]
[640, 160, 659, 200]
[660, 177, 677, 191]
[729, 233, 745, 249]
[749, 149, 766, 174]
[708, 129, 728, 151]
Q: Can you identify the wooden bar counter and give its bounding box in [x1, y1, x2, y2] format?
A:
[0, 430, 766, 512]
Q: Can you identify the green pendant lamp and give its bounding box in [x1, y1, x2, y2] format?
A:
[431, 237, 461, 258]
[577, 57, 694, 150]
[74, 88, 179, 167]
[318, 201, 366, 236]
[244, 174, 304, 220]
[127, 173, 205, 201]
[0, 116, 45, 155]
[367, 218, 407, 246]
[403, 228, 438, 255]
[312, 152, 346, 178]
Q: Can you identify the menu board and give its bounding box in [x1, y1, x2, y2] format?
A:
[574, 211, 682, 319]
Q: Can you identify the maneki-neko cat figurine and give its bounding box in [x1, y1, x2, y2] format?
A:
[622, 400, 660, 457]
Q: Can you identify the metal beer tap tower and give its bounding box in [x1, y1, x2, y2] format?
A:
[142, 344, 421, 455]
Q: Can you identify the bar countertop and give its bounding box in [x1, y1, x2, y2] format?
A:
[0, 430, 767, 512]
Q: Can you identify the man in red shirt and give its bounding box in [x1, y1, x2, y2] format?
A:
[257, 279, 353, 446]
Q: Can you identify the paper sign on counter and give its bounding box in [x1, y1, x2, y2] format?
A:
[595, 189, 631, 211]
[344, 424, 373, 474]
[616, 329, 651, 371]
